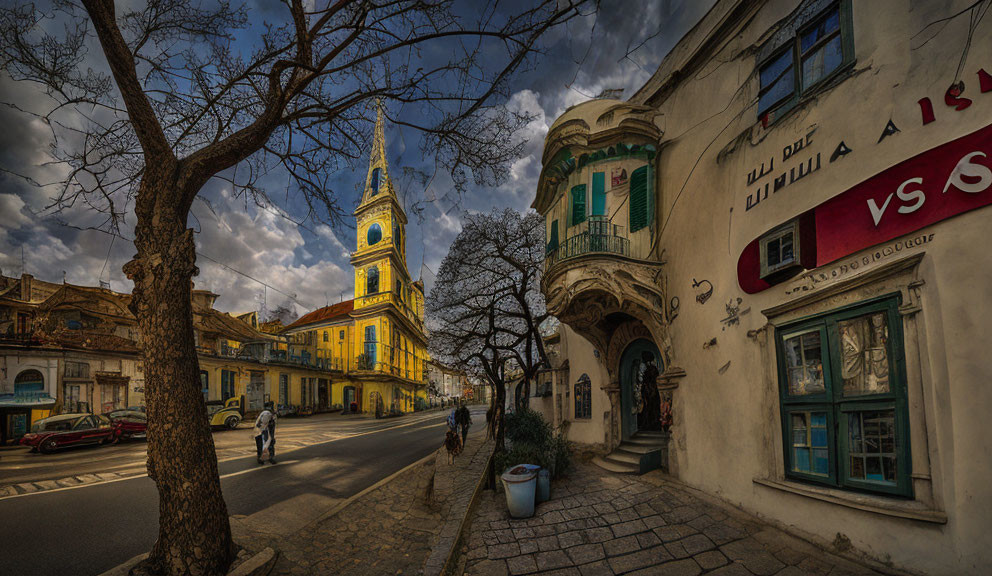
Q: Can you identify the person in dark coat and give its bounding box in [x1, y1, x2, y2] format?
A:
[456, 401, 472, 445]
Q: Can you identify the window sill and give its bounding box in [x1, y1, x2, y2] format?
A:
[753, 477, 946, 524]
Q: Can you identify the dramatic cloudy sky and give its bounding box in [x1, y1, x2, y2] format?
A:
[0, 0, 714, 319]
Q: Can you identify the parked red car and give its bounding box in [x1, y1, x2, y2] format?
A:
[19, 413, 114, 454]
[106, 410, 148, 443]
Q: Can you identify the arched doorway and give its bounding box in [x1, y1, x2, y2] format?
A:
[369, 391, 384, 418]
[619, 339, 663, 441]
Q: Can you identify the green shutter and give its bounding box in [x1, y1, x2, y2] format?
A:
[547, 220, 559, 254]
[591, 172, 606, 216]
[570, 185, 586, 226]
[630, 166, 649, 232]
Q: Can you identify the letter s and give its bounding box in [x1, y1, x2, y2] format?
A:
[896, 177, 926, 214]
[943, 152, 992, 194]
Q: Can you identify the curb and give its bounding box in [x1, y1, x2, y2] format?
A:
[434, 442, 495, 576]
[97, 547, 277, 576]
[304, 449, 439, 530]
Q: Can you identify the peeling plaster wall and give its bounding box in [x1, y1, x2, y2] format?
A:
[644, 0, 992, 573]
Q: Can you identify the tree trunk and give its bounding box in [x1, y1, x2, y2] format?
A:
[124, 188, 233, 576]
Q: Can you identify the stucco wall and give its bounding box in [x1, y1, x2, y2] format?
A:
[642, 0, 992, 573]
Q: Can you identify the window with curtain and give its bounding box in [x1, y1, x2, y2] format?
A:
[629, 166, 651, 232]
[570, 184, 586, 226]
[776, 296, 911, 496]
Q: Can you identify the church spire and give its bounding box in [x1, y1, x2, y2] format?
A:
[357, 99, 397, 210]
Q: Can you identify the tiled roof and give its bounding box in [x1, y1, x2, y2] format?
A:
[283, 300, 355, 331]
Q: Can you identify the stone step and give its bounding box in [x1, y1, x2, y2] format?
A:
[625, 435, 668, 447]
[615, 442, 660, 455]
[592, 455, 639, 475]
[604, 450, 642, 466]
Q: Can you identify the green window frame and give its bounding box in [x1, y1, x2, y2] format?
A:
[776, 295, 912, 497]
[591, 172, 606, 216]
[757, 0, 854, 122]
[569, 184, 586, 226]
[629, 165, 652, 232]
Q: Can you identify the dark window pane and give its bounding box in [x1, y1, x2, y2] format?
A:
[801, 8, 840, 53]
[781, 233, 794, 262]
[850, 456, 865, 479]
[759, 68, 795, 115]
[802, 34, 843, 88]
[766, 237, 781, 267]
[813, 448, 829, 475]
[866, 456, 883, 481]
[883, 456, 898, 483]
[760, 49, 794, 88]
[794, 447, 810, 472]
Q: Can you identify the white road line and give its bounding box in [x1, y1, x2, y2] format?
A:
[0, 412, 450, 501]
[219, 460, 300, 479]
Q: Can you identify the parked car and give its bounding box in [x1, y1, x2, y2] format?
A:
[106, 410, 148, 443]
[19, 413, 114, 454]
[206, 397, 242, 429]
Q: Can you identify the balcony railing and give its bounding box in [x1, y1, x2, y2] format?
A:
[354, 290, 424, 329]
[0, 331, 43, 346]
[355, 342, 427, 383]
[545, 216, 628, 270]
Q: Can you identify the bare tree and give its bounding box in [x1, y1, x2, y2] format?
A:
[0, 1, 591, 574]
[426, 208, 550, 452]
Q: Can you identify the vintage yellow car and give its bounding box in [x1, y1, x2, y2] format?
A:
[206, 398, 242, 429]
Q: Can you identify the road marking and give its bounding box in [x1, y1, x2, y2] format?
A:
[0, 411, 451, 501]
[219, 460, 300, 479]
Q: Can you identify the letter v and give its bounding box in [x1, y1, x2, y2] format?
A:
[867, 193, 894, 226]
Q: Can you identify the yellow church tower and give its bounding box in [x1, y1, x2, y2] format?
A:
[349, 101, 429, 415]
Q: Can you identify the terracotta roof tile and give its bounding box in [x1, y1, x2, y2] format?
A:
[283, 300, 354, 331]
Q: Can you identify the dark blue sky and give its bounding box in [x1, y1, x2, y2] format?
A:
[0, 0, 714, 317]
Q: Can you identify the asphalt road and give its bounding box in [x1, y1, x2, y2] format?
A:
[0, 408, 483, 576]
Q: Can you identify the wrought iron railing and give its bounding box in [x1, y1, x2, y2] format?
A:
[354, 343, 427, 383]
[354, 290, 424, 329]
[545, 216, 628, 270]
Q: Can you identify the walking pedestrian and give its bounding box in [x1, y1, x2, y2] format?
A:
[456, 401, 472, 446]
[446, 405, 461, 451]
[253, 402, 277, 465]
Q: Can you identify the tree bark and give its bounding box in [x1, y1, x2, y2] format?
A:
[124, 178, 233, 576]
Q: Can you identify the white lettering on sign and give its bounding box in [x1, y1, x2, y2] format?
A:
[868, 151, 992, 227]
[943, 151, 992, 194]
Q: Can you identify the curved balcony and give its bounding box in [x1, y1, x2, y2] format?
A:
[545, 216, 629, 272]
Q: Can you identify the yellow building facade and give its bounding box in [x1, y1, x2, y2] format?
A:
[281, 103, 429, 415]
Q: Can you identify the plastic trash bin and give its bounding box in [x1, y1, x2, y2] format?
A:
[536, 468, 551, 502]
[501, 465, 538, 518]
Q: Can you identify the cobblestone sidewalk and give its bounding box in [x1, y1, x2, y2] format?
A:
[234, 426, 493, 576]
[458, 461, 893, 576]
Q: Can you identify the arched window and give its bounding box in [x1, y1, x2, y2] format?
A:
[370, 167, 381, 194]
[367, 223, 382, 246]
[574, 374, 592, 419]
[14, 370, 44, 397]
[366, 266, 379, 295]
